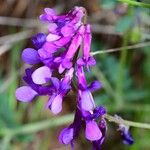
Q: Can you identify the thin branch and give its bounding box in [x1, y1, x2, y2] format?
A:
[0, 16, 41, 27]
[105, 114, 150, 129]
[0, 30, 33, 45]
[91, 41, 150, 56]
[0, 30, 34, 56]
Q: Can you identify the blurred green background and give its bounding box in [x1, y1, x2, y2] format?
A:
[0, 0, 150, 150]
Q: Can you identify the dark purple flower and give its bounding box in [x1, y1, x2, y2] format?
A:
[119, 124, 134, 145]
[32, 33, 47, 49]
[59, 109, 82, 148]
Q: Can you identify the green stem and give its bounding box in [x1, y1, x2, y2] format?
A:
[105, 114, 150, 129]
[118, 0, 150, 8]
[0, 114, 73, 136]
[1, 113, 150, 139]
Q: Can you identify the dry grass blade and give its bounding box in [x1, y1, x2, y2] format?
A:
[0, 30, 33, 45]
[0, 16, 41, 27]
[0, 44, 12, 56]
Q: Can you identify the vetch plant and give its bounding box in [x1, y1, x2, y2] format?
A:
[16, 6, 150, 149]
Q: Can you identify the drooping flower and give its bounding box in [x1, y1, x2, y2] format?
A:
[59, 109, 82, 147]
[115, 115, 134, 145]
[118, 124, 134, 145]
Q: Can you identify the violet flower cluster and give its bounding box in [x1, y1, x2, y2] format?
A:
[16, 6, 134, 149]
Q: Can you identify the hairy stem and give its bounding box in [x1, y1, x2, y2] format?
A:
[105, 114, 150, 129]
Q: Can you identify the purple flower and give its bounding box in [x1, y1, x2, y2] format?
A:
[46, 68, 74, 114]
[32, 33, 47, 49]
[81, 106, 107, 143]
[59, 109, 82, 148]
[118, 124, 134, 145]
[16, 6, 108, 150]
[77, 66, 102, 111]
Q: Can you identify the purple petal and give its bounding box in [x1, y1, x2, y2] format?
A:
[59, 127, 74, 145]
[119, 124, 134, 145]
[77, 66, 87, 90]
[32, 66, 52, 84]
[50, 94, 63, 114]
[16, 86, 37, 102]
[44, 8, 56, 15]
[54, 37, 70, 47]
[58, 64, 65, 74]
[87, 56, 96, 66]
[42, 42, 58, 53]
[88, 81, 102, 92]
[85, 120, 102, 141]
[65, 67, 74, 79]
[77, 58, 85, 66]
[93, 106, 106, 119]
[62, 59, 72, 69]
[22, 48, 40, 65]
[32, 33, 46, 49]
[45, 95, 56, 109]
[46, 33, 61, 42]
[61, 25, 74, 37]
[80, 90, 95, 111]
[83, 24, 91, 60]
[51, 77, 60, 90]
[48, 23, 58, 33]
[65, 33, 82, 59]
[38, 48, 54, 60]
